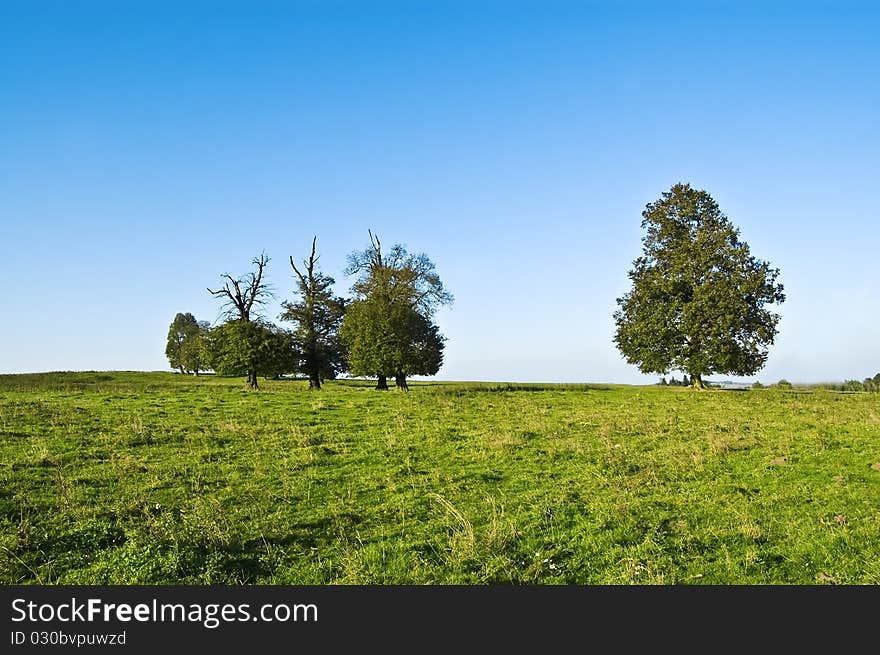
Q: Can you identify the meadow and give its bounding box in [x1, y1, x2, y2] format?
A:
[1, 372, 878, 584]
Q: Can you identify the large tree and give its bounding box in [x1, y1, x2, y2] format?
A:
[207, 253, 273, 388]
[341, 231, 452, 390]
[165, 312, 209, 375]
[339, 297, 445, 390]
[613, 183, 785, 389]
[280, 237, 347, 390]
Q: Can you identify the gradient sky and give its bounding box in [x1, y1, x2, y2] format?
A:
[2, 1, 878, 383]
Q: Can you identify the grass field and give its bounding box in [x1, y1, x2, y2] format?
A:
[1, 371, 878, 584]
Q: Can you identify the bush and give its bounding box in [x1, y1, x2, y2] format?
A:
[752, 381, 765, 389]
[776, 379, 793, 390]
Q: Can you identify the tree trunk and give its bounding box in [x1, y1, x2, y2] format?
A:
[309, 371, 321, 390]
[691, 374, 705, 390]
[247, 369, 259, 390]
[178, 366, 185, 374]
[193, 370, 199, 377]
[395, 373, 409, 391]
[376, 375, 388, 390]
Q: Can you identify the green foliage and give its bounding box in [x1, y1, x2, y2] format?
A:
[345, 231, 453, 318]
[614, 183, 785, 387]
[207, 320, 297, 382]
[3, 372, 880, 584]
[165, 313, 209, 374]
[280, 238, 347, 389]
[206, 254, 279, 388]
[810, 375, 880, 392]
[339, 298, 445, 379]
[776, 379, 793, 389]
[338, 297, 399, 378]
[340, 233, 451, 385]
[752, 381, 765, 389]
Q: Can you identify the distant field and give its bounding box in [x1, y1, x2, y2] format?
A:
[1, 371, 878, 584]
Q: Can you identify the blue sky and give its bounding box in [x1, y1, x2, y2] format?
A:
[1, 1, 877, 383]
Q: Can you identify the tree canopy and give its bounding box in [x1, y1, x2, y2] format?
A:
[613, 183, 785, 389]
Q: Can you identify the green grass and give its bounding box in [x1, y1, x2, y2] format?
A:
[1, 371, 878, 584]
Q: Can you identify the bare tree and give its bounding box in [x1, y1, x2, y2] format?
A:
[207, 252, 272, 322]
[207, 253, 273, 388]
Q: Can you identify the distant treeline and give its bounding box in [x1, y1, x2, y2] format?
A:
[808, 374, 880, 392]
[658, 375, 880, 392]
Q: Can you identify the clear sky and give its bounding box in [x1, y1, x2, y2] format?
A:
[1, 1, 877, 383]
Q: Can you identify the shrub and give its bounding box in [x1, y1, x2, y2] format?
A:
[776, 379, 793, 390]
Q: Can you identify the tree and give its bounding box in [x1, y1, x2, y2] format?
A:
[340, 232, 452, 390]
[339, 297, 445, 390]
[280, 237, 347, 390]
[165, 313, 209, 375]
[206, 320, 297, 382]
[614, 183, 785, 389]
[207, 253, 273, 388]
[180, 320, 211, 375]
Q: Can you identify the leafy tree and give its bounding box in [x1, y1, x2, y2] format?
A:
[207, 253, 273, 388]
[280, 237, 347, 390]
[339, 297, 445, 390]
[207, 320, 296, 381]
[165, 313, 209, 375]
[180, 320, 211, 375]
[340, 232, 451, 390]
[614, 183, 785, 389]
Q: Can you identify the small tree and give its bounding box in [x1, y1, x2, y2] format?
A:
[614, 183, 785, 389]
[166, 312, 198, 373]
[280, 237, 347, 390]
[165, 313, 210, 375]
[180, 320, 211, 375]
